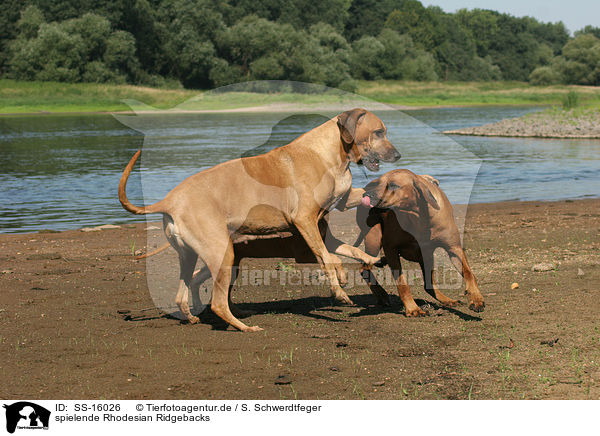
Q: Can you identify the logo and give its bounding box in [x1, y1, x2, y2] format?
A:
[3, 402, 50, 434]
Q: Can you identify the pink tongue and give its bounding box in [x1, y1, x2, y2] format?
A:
[361, 196, 373, 208]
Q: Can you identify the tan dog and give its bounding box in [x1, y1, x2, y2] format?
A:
[356, 169, 485, 316]
[139, 219, 380, 323]
[119, 109, 400, 331]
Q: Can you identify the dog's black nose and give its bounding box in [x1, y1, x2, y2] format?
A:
[389, 149, 401, 162]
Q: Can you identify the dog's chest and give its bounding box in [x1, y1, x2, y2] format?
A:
[333, 169, 352, 198]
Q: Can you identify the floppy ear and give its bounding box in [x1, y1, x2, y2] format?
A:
[363, 177, 381, 192]
[414, 179, 440, 210]
[337, 108, 367, 146]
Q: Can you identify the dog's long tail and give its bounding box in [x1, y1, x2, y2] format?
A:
[135, 242, 171, 259]
[119, 149, 165, 215]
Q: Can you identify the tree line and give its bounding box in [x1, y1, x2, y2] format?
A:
[1, 0, 599, 90]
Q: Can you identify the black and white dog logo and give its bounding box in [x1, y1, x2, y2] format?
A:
[3, 402, 50, 433]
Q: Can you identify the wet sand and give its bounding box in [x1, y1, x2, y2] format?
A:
[1, 199, 599, 399]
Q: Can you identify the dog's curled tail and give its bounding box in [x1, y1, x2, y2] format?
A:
[119, 149, 164, 215]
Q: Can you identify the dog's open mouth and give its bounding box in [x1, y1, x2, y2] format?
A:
[361, 154, 380, 171]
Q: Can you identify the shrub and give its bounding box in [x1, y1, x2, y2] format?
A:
[529, 66, 560, 85]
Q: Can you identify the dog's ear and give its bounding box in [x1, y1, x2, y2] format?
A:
[363, 176, 381, 193]
[414, 179, 440, 210]
[337, 108, 367, 145]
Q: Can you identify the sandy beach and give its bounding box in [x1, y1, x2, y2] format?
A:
[1, 198, 599, 399]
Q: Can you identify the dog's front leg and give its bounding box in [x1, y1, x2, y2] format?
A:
[335, 188, 365, 211]
[294, 218, 353, 305]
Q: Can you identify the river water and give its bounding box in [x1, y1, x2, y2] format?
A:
[1, 106, 598, 233]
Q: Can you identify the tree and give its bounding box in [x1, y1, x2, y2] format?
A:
[575, 25, 600, 39]
[530, 34, 600, 85]
[344, 0, 405, 41]
[8, 10, 140, 84]
[350, 36, 385, 80]
[559, 34, 600, 85]
[384, 1, 439, 51]
[10, 22, 86, 82]
[103, 30, 140, 81]
[225, 0, 351, 32]
[157, 0, 226, 87]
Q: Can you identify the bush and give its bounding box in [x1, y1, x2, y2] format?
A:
[350, 36, 385, 80]
[529, 66, 561, 85]
[82, 61, 121, 83]
[402, 52, 439, 81]
[209, 58, 245, 87]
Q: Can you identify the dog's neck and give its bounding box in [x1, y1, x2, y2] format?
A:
[292, 119, 352, 174]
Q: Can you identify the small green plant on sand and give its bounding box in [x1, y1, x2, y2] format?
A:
[562, 91, 579, 110]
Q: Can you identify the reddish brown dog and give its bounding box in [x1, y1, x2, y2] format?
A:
[356, 169, 485, 316]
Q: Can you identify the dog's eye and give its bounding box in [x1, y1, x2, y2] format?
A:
[388, 182, 399, 190]
[374, 129, 384, 138]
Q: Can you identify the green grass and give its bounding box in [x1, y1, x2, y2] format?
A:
[357, 80, 600, 107]
[2, 78, 600, 114]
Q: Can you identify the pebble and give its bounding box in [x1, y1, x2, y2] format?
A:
[274, 375, 292, 385]
[577, 268, 585, 276]
[531, 263, 555, 272]
[372, 381, 385, 387]
[511, 282, 519, 290]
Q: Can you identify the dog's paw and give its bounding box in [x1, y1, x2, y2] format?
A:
[244, 325, 264, 332]
[333, 292, 355, 306]
[187, 316, 200, 324]
[405, 308, 427, 317]
[469, 301, 486, 313]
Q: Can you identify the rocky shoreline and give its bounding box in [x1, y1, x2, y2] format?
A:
[444, 107, 600, 138]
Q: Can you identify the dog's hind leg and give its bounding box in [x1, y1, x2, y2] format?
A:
[385, 245, 425, 316]
[227, 257, 256, 318]
[190, 265, 211, 315]
[447, 246, 485, 313]
[174, 247, 199, 323]
[165, 216, 200, 323]
[206, 240, 263, 332]
[419, 249, 460, 307]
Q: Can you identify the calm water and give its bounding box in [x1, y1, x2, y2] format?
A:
[1, 106, 599, 233]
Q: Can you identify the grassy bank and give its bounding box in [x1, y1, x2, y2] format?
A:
[358, 80, 600, 107]
[1, 79, 600, 114]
